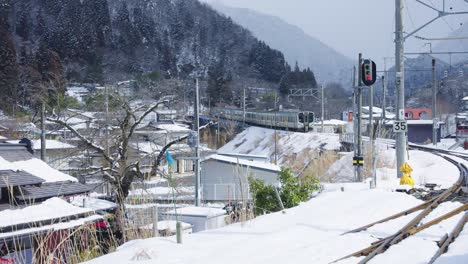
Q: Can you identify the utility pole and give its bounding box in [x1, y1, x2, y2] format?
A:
[357, 54, 363, 182]
[392, 0, 468, 178]
[352, 66, 358, 182]
[40, 102, 46, 161]
[369, 85, 374, 140]
[432, 58, 438, 146]
[395, 0, 406, 178]
[242, 88, 246, 126]
[382, 76, 387, 123]
[194, 79, 201, 206]
[321, 84, 324, 132]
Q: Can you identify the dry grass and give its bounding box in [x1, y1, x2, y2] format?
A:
[300, 151, 340, 182]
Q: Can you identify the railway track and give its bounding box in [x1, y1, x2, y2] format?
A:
[332, 148, 468, 264]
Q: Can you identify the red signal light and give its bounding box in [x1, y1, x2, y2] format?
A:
[367, 76, 372, 81]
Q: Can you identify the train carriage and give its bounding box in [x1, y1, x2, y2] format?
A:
[216, 108, 314, 132]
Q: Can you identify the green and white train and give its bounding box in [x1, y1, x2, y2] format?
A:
[216, 108, 315, 132]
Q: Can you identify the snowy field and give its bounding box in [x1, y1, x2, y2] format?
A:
[85, 146, 467, 264]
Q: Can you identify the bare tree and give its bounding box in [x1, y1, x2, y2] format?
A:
[48, 96, 212, 242]
[48, 97, 170, 241]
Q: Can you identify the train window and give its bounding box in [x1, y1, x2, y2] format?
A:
[299, 113, 304, 123]
[308, 113, 314, 122]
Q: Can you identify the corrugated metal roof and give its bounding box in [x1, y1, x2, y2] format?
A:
[0, 170, 44, 188]
[17, 182, 91, 201]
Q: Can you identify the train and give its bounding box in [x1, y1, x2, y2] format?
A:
[215, 108, 315, 132]
[456, 96, 468, 142]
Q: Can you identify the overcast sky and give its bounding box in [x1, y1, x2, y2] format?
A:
[202, 0, 468, 66]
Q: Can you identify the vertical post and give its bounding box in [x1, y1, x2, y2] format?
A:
[242, 88, 246, 126]
[432, 58, 438, 146]
[41, 102, 46, 161]
[274, 111, 277, 164]
[382, 76, 387, 123]
[152, 206, 159, 237]
[357, 53, 363, 182]
[321, 84, 324, 133]
[352, 66, 358, 182]
[217, 114, 220, 149]
[369, 85, 374, 140]
[194, 79, 201, 206]
[395, 0, 407, 178]
[176, 221, 183, 244]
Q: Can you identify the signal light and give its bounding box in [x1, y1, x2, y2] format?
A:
[361, 59, 377, 86]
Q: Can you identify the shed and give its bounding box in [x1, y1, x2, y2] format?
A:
[162, 206, 226, 233]
[385, 120, 446, 144]
[201, 154, 280, 201]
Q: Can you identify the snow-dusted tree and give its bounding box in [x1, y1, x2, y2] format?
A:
[48, 96, 211, 241]
[48, 98, 171, 240]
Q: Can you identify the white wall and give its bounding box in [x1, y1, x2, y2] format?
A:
[202, 160, 279, 201]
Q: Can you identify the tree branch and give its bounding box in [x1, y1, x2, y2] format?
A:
[46, 117, 114, 164]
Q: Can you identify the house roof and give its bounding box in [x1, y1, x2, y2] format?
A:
[203, 154, 281, 172]
[163, 206, 226, 218]
[16, 182, 91, 201]
[0, 143, 78, 183]
[7, 139, 76, 150]
[0, 144, 33, 162]
[0, 170, 45, 188]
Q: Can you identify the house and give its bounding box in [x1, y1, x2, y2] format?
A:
[7, 139, 77, 171]
[201, 154, 281, 201]
[0, 198, 104, 264]
[0, 142, 91, 205]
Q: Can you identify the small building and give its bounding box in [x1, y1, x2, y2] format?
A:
[405, 108, 432, 120]
[201, 154, 280, 201]
[385, 120, 446, 144]
[162, 206, 226, 233]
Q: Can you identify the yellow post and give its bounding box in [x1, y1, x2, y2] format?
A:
[399, 162, 415, 187]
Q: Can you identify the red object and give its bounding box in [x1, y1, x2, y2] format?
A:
[405, 108, 432, 120]
[464, 140, 468, 150]
[0, 258, 14, 263]
[367, 76, 372, 81]
[95, 220, 107, 229]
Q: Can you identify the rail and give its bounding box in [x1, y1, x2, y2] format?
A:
[332, 150, 468, 264]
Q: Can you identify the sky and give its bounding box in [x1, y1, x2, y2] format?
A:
[202, 0, 468, 66]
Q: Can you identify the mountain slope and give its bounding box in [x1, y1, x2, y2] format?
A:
[211, 3, 354, 87]
[0, 0, 291, 110]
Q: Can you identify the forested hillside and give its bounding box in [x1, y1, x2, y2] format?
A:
[0, 0, 294, 112]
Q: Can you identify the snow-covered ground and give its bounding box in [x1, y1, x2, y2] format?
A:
[85, 145, 467, 264]
[84, 189, 467, 264]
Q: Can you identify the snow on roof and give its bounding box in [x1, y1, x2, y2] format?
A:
[141, 221, 192, 232]
[317, 119, 348, 126]
[385, 120, 444, 125]
[462, 96, 468, 101]
[7, 139, 76, 150]
[155, 123, 190, 132]
[164, 206, 226, 217]
[0, 156, 77, 183]
[0, 197, 93, 228]
[203, 154, 281, 172]
[219, 127, 341, 166]
[69, 196, 117, 211]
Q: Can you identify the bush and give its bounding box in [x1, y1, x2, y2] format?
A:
[249, 167, 321, 215]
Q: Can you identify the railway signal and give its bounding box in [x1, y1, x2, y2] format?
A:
[352, 156, 364, 166]
[361, 59, 377, 86]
